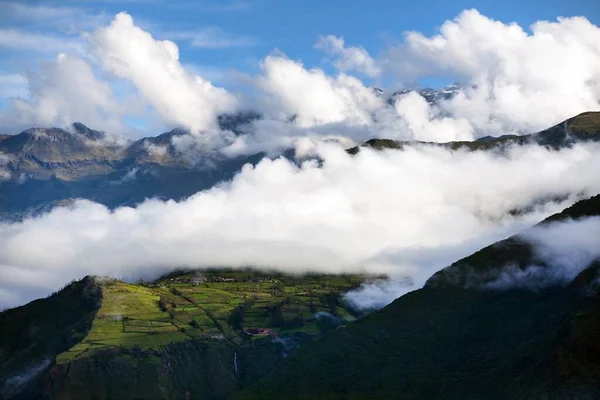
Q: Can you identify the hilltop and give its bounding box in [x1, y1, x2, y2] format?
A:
[0, 269, 374, 400]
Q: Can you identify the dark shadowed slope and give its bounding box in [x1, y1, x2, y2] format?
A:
[0, 277, 101, 400]
[236, 195, 600, 400]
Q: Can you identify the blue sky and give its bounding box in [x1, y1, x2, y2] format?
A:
[0, 0, 599, 134]
[1, 0, 599, 88]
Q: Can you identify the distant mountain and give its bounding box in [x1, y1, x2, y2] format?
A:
[2, 112, 599, 222]
[235, 195, 600, 400]
[0, 111, 261, 182]
[373, 84, 461, 105]
[348, 111, 600, 154]
[0, 114, 265, 221]
[0, 270, 372, 400]
[0, 126, 120, 180]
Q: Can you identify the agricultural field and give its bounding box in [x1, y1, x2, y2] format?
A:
[56, 269, 377, 363]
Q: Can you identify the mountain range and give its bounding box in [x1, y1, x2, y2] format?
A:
[1, 89, 598, 222]
[1, 108, 600, 399]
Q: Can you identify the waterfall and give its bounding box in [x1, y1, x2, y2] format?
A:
[234, 351, 239, 376]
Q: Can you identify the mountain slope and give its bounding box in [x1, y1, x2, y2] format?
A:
[0, 270, 373, 400]
[235, 195, 600, 400]
[0, 277, 101, 399]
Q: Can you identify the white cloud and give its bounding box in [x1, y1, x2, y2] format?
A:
[482, 216, 600, 291]
[392, 91, 475, 142]
[3, 142, 600, 308]
[0, 73, 28, 99]
[0, 53, 125, 133]
[168, 27, 257, 48]
[384, 9, 600, 136]
[89, 12, 237, 133]
[0, 29, 83, 54]
[345, 278, 413, 311]
[0, 13, 236, 137]
[315, 35, 381, 78]
[255, 55, 384, 127]
[525, 217, 600, 281]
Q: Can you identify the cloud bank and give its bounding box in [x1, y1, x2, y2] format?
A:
[3, 142, 600, 308]
[480, 216, 600, 292]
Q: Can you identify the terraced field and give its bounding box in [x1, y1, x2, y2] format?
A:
[56, 270, 373, 363]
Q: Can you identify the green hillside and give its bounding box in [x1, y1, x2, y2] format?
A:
[236, 196, 600, 400]
[0, 270, 373, 400]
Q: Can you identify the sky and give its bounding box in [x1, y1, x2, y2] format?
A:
[1, 0, 598, 79]
[1, 0, 599, 134]
[1, 0, 600, 309]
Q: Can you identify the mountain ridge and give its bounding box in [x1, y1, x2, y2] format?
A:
[1, 111, 599, 222]
[426, 194, 600, 290]
[348, 111, 600, 154]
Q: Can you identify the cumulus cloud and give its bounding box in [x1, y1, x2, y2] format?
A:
[0, 53, 125, 134]
[315, 35, 381, 78]
[255, 55, 384, 127]
[231, 10, 600, 151]
[392, 91, 475, 142]
[0, 12, 236, 137]
[3, 142, 600, 308]
[384, 9, 600, 136]
[89, 12, 237, 133]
